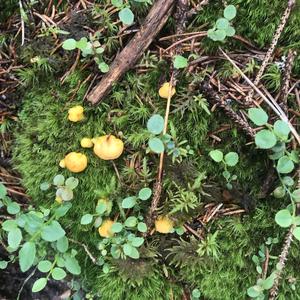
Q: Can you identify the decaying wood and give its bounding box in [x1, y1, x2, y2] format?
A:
[87, 0, 175, 105]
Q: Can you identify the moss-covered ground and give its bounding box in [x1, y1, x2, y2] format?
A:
[1, 0, 300, 299]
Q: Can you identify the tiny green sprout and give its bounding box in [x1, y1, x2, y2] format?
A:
[209, 150, 239, 189]
[207, 5, 237, 41]
[173, 55, 188, 69]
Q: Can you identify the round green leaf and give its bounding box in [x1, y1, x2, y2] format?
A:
[149, 137, 164, 154]
[40, 182, 50, 191]
[98, 62, 109, 73]
[138, 187, 152, 200]
[225, 25, 235, 36]
[214, 29, 226, 41]
[282, 176, 294, 186]
[275, 209, 292, 228]
[124, 216, 137, 227]
[209, 150, 223, 162]
[65, 177, 79, 190]
[38, 260, 52, 273]
[224, 5, 237, 20]
[147, 114, 164, 134]
[96, 202, 107, 215]
[216, 18, 229, 30]
[274, 120, 290, 139]
[255, 130, 277, 149]
[0, 261, 8, 269]
[119, 7, 134, 25]
[52, 267, 67, 280]
[276, 156, 294, 174]
[80, 214, 93, 225]
[248, 108, 268, 126]
[111, 222, 123, 233]
[131, 237, 144, 247]
[112, 0, 123, 7]
[122, 196, 137, 209]
[53, 174, 65, 186]
[137, 222, 147, 233]
[272, 186, 285, 199]
[292, 189, 300, 202]
[32, 278, 47, 293]
[173, 55, 188, 69]
[224, 152, 239, 167]
[123, 243, 139, 259]
[76, 37, 88, 51]
[8, 228, 22, 249]
[7, 202, 20, 215]
[192, 288, 201, 298]
[247, 286, 261, 298]
[59, 187, 73, 201]
[292, 227, 300, 241]
[64, 255, 81, 275]
[62, 39, 77, 50]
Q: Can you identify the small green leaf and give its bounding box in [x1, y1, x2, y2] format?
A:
[52, 267, 67, 280]
[41, 221, 65, 242]
[0, 183, 7, 198]
[192, 288, 201, 299]
[209, 150, 223, 162]
[56, 187, 73, 201]
[282, 176, 294, 186]
[273, 120, 290, 139]
[80, 214, 93, 225]
[255, 130, 277, 149]
[7, 202, 20, 215]
[224, 5, 237, 20]
[137, 222, 147, 233]
[275, 209, 293, 228]
[96, 202, 107, 215]
[8, 228, 22, 249]
[40, 182, 50, 191]
[125, 216, 137, 227]
[213, 29, 226, 41]
[216, 18, 229, 30]
[138, 188, 152, 200]
[248, 108, 268, 126]
[147, 114, 164, 134]
[53, 174, 65, 186]
[149, 138, 164, 154]
[122, 196, 137, 209]
[225, 25, 235, 36]
[19, 242, 36, 272]
[54, 202, 72, 217]
[98, 62, 109, 73]
[112, 0, 123, 7]
[64, 255, 81, 275]
[247, 286, 261, 298]
[111, 222, 123, 233]
[38, 260, 52, 273]
[272, 186, 285, 198]
[76, 37, 88, 51]
[292, 227, 300, 241]
[173, 55, 188, 69]
[119, 7, 134, 25]
[224, 152, 239, 167]
[62, 39, 77, 50]
[65, 177, 79, 190]
[0, 261, 8, 269]
[276, 156, 294, 174]
[292, 189, 300, 202]
[123, 243, 139, 259]
[131, 237, 144, 247]
[57, 236, 69, 253]
[2, 220, 17, 231]
[32, 278, 47, 293]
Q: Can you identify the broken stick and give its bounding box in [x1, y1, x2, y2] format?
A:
[87, 0, 175, 105]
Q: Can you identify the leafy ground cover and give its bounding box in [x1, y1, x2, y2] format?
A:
[0, 0, 300, 299]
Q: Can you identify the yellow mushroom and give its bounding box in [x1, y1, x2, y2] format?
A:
[155, 216, 174, 234]
[81, 137, 93, 148]
[158, 82, 176, 99]
[68, 105, 84, 122]
[98, 219, 114, 238]
[92, 135, 124, 160]
[60, 152, 88, 173]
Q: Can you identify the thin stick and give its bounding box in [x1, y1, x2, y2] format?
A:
[246, 0, 296, 104]
[69, 238, 97, 264]
[220, 48, 300, 146]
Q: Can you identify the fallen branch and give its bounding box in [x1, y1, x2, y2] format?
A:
[245, 0, 296, 105]
[87, 0, 175, 105]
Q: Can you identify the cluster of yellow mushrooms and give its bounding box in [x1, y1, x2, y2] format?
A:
[60, 82, 176, 235]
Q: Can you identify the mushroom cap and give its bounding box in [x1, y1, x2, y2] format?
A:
[98, 219, 114, 238]
[64, 152, 88, 173]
